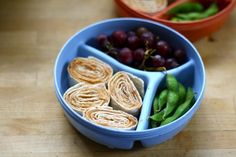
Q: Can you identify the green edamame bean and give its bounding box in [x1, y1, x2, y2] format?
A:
[175, 3, 219, 21]
[176, 12, 205, 20]
[170, 17, 185, 22]
[160, 114, 177, 126]
[168, 2, 204, 15]
[203, 3, 219, 17]
[161, 87, 195, 126]
[185, 87, 195, 101]
[178, 82, 186, 104]
[150, 120, 158, 128]
[170, 17, 179, 22]
[166, 74, 179, 93]
[157, 89, 168, 112]
[153, 89, 168, 114]
[153, 95, 159, 114]
[163, 90, 179, 118]
[150, 109, 165, 122]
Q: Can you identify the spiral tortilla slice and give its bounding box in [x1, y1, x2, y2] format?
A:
[68, 56, 113, 85]
[83, 107, 138, 130]
[126, 73, 144, 98]
[63, 82, 110, 114]
[123, 0, 167, 14]
[108, 71, 143, 116]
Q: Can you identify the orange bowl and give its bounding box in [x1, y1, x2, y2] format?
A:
[115, 0, 236, 41]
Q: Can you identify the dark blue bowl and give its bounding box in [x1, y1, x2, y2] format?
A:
[54, 18, 205, 149]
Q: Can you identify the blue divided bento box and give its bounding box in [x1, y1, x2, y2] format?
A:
[54, 18, 205, 149]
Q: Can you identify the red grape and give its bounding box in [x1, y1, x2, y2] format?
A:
[140, 31, 154, 48]
[97, 34, 112, 51]
[174, 49, 186, 63]
[96, 34, 108, 46]
[127, 35, 140, 50]
[117, 47, 133, 65]
[133, 48, 145, 63]
[156, 40, 172, 57]
[136, 27, 149, 36]
[111, 30, 127, 47]
[127, 31, 136, 37]
[165, 58, 179, 69]
[151, 55, 165, 67]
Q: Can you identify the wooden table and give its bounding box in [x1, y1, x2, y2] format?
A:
[0, 0, 236, 156]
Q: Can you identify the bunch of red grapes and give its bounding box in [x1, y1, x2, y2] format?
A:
[96, 27, 186, 71]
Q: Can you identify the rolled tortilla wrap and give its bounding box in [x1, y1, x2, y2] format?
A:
[108, 71, 143, 116]
[63, 82, 110, 114]
[126, 73, 144, 98]
[67, 56, 113, 85]
[83, 107, 138, 130]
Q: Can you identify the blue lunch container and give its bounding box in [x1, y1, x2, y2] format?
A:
[54, 18, 206, 149]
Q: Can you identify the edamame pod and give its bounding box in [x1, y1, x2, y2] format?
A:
[175, 3, 219, 21]
[178, 82, 186, 104]
[150, 120, 158, 128]
[160, 114, 176, 126]
[157, 89, 168, 112]
[163, 90, 179, 118]
[153, 89, 168, 114]
[168, 2, 204, 15]
[150, 109, 165, 122]
[203, 3, 219, 17]
[161, 87, 195, 126]
[170, 17, 180, 22]
[166, 74, 179, 93]
[153, 96, 159, 114]
[176, 12, 206, 20]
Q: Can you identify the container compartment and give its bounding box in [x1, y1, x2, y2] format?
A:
[147, 60, 195, 129]
[56, 41, 151, 131]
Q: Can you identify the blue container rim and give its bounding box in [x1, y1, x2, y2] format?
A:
[54, 17, 206, 137]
